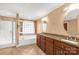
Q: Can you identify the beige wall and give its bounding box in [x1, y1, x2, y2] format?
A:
[77, 16, 79, 35]
[66, 19, 78, 35]
[64, 17, 79, 35]
[36, 4, 70, 35]
[37, 19, 43, 33]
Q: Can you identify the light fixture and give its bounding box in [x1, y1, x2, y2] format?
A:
[64, 4, 79, 13]
[42, 16, 48, 23]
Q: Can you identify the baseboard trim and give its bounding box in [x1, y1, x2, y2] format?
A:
[0, 43, 16, 48]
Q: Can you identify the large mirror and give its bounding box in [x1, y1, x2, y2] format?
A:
[64, 4, 79, 35]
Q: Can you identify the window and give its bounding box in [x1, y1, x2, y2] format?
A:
[43, 22, 47, 32]
[23, 21, 35, 34]
[42, 16, 48, 32]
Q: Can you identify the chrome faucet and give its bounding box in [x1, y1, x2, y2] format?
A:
[66, 36, 77, 41]
[66, 36, 71, 40]
[74, 38, 77, 41]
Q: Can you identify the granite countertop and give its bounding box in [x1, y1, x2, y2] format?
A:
[39, 33, 79, 48]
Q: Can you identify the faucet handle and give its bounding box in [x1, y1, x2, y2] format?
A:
[74, 37, 77, 41]
[66, 36, 69, 40]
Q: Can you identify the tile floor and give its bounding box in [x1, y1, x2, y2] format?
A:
[0, 44, 46, 55]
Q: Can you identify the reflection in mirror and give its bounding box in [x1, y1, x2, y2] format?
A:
[63, 4, 79, 35]
[64, 19, 78, 35]
[64, 22, 67, 31]
[64, 4, 79, 35]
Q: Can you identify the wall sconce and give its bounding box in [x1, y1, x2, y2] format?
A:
[42, 16, 48, 23]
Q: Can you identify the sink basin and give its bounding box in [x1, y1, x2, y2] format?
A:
[61, 39, 78, 44]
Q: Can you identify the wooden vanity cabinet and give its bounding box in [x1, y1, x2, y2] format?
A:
[46, 37, 54, 55]
[40, 35, 46, 52]
[54, 46, 65, 55]
[54, 40, 65, 55]
[54, 40, 63, 48]
[37, 34, 46, 53]
[62, 42, 79, 55]
[37, 34, 41, 47]
[37, 34, 79, 55]
[37, 34, 54, 55]
[54, 40, 79, 55]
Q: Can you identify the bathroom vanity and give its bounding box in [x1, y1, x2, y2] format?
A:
[37, 33, 79, 55]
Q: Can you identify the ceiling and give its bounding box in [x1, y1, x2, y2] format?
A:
[0, 3, 63, 20]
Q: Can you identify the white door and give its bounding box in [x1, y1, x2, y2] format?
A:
[0, 20, 15, 47]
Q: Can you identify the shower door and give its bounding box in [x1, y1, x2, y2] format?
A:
[0, 20, 15, 48]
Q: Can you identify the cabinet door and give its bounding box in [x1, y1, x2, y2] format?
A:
[41, 36, 46, 52]
[63, 43, 79, 55]
[54, 40, 67, 55]
[37, 34, 41, 47]
[54, 47, 65, 55]
[46, 37, 53, 55]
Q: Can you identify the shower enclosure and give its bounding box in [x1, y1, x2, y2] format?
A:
[0, 20, 16, 48]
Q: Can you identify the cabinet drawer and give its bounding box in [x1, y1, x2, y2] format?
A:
[54, 40, 63, 48]
[63, 43, 77, 51]
[46, 37, 53, 42]
[62, 43, 79, 55]
[54, 47, 65, 55]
